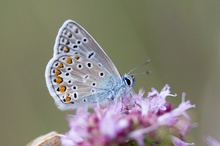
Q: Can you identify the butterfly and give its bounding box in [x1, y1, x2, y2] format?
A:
[45, 20, 135, 110]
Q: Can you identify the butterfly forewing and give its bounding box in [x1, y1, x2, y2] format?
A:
[53, 20, 120, 77]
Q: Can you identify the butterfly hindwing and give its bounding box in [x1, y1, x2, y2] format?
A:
[45, 53, 118, 110]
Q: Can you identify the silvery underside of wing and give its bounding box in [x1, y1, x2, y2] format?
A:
[45, 54, 120, 110]
[53, 20, 120, 77]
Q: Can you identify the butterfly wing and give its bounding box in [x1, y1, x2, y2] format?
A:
[46, 54, 118, 110]
[45, 20, 121, 110]
[53, 20, 120, 77]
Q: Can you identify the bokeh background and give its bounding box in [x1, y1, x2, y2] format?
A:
[1, 1, 220, 145]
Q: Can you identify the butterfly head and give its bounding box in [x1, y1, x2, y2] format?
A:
[122, 74, 135, 88]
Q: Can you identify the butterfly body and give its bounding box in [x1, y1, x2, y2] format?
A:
[45, 20, 134, 110]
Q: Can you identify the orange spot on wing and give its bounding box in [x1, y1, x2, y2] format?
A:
[65, 97, 71, 102]
[74, 55, 80, 60]
[57, 63, 63, 68]
[55, 77, 63, 84]
[66, 40, 70, 45]
[68, 33, 72, 38]
[66, 58, 72, 64]
[57, 86, 66, 93]
[64, 47, 69, 53]
[64, 94, 72, 103]
[54, 70, 61, 76]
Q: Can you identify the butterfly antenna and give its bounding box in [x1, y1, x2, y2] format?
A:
[132, 70, 151, 76]
[128, 59, 151, 74]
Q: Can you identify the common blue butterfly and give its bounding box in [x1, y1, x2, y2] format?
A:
[45, 20, 135, 110]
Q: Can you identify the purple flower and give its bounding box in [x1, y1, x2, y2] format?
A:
[205, 136, 220, 146]
[61, 84, 195, 146]
[172, 136, 195, 146]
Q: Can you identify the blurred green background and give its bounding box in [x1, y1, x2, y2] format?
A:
[1, 1, 220, 145]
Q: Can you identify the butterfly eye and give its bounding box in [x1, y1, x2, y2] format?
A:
[123, 75, 135, 87]
[125, 78, 131, 86]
